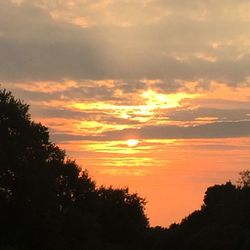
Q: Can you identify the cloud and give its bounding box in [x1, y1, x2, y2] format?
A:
[1, 0, 250, 86]
[51, 121, 250, 142]
[163, 108, 250, 122]
[35, 107, 141, 125]
[1, 0, 250, 148]
[3, 80, 148, 107]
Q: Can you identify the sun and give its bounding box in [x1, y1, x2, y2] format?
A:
[127, 139, 139, 147]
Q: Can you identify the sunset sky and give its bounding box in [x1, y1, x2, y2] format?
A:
[2, 0, 250, 226]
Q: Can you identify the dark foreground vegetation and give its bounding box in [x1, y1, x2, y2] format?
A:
[1, 89, 250, 250]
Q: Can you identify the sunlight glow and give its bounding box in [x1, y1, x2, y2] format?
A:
[142, 90, 199, 109]
[66, 89, 198, 126]
[127, 139, 139, 147]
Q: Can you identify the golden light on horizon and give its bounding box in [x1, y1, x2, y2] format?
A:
[127, 139, 139, 147]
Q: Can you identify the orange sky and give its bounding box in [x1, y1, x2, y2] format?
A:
[7, 82, 250, 226]
[2, 0, 250, 226]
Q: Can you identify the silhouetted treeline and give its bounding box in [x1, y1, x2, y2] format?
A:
[147, 177, 250, 250]
[1, 89, 250, 250]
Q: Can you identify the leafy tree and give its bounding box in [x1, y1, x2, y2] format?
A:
[0, 89, 149, 250]
[0, 89, 97, 249]
[151, 176, 250, 250]
[237, 170, 250, 188]
[97, 187, 148, 248]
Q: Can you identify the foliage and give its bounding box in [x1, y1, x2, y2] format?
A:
[148, 181, 250, 250]
[0, 89, 149, 250]
[237, 170, 250, 188]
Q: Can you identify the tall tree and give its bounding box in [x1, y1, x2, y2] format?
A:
[0, 89, 149, 250]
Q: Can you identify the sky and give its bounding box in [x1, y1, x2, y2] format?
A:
[2, 0, 250, 226]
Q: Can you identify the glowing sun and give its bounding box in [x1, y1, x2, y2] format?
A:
[127, 139, 139, 147]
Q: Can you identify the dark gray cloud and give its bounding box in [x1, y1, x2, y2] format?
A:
[51, 121, 250, 142]
[3, 80, 147, 106]
[186, 98, 250, 109]
[163, 108, 250, 122]
[0, 2, 112, 81]
[1, 1, 250, 85]
[35, 107, 141, 125]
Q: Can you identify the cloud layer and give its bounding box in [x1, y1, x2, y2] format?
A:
[1, 0, 250, 84]
[2, 0, 250, 142]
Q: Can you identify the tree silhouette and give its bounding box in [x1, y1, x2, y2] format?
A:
[237, 170, 250, 188]
[0, 89, 149, 250]
[97, 187, 148, 248]
[149, 180, 250, 250]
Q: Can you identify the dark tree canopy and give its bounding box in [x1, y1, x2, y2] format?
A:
[147, 181, 250, 250]
[0, 89, 149, 250]
[237, 170, 250, 188]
